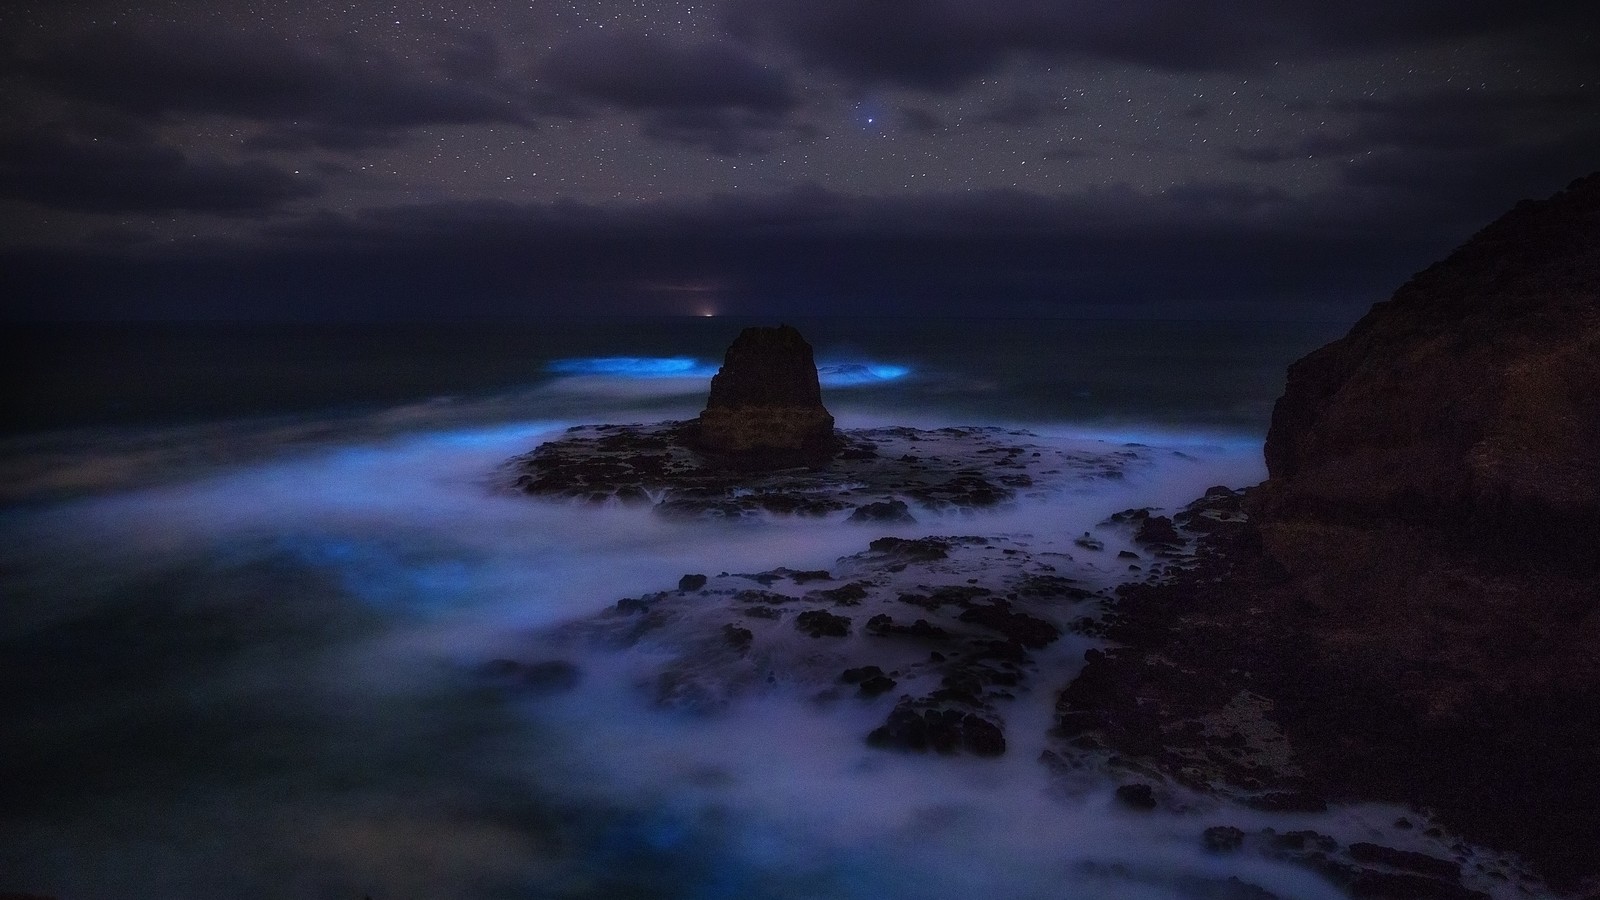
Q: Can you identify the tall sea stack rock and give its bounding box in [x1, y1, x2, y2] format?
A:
[694, 325, 838, 460]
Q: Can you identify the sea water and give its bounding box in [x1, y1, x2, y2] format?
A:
[6, 317, 1507, 899]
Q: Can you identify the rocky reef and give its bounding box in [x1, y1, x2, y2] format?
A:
[526, 534, 1101, 758]
[1055, 174, 1600, 892]
[506, 422, 1142, 519]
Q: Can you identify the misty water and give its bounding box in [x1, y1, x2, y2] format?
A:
[2, 319, 1515, 899]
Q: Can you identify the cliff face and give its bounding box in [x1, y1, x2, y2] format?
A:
[1252, 177, 1600, 883]
[1262, 173, 1600, 564]
[1058, 174, 1600, 892]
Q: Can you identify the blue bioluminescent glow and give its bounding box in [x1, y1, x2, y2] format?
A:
[817, 363, 913, 386]
[548, 357, 913, 387]
[547, 357, 717, 378]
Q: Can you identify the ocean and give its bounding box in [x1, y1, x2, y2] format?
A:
[5, 316, 1506, 900]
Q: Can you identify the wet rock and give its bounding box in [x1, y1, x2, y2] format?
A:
[867, 536, 952, 563]
[1203, 825, 1246, 854]
[1134, 515, 1183, 548]
[849, 499, 917, 523]
[1269, 831, 1340, 854]
[839, 665, 887, 684]
[1013, 573, 1094, 601]
[1114, 783, 1158, 810]
[678, 573, 708, 591]
[865, 613, 951, 640]
[614, 597, 650, 615]
[858, 674, 898, 698]
[867, 700, 1006, 756]
[817, 581, 870, 605]
[957, 600, 1060, 648]
[1348, 843, 1461, 881]
[795, 609, 851, 637]
[721, 624, 753, 652]
[1244, 791, 1327, 813]
[789, 569, 833, 584]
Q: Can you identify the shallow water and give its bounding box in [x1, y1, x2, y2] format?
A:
[0, 320, 1522, 898]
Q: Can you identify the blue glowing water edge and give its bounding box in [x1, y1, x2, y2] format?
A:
[547, 357, 911, 386]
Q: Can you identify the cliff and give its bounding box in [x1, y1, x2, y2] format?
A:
[1058, 174, 1600, 893]
[1262, 172, 1600, 566]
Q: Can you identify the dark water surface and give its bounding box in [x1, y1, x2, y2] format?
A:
[5, 318, 1344, 435]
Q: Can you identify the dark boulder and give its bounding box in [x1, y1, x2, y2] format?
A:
[795, 609, 851, 637]
[1114, 783, 1158, 810]
[1203, 825, 1246, 854]
[867, 700, 1006, 756]
[848, 499, 916, 523]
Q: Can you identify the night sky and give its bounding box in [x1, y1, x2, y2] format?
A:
[2, 1, 1596, 320]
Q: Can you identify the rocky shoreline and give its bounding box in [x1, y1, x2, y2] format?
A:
[504, 421, 1143, 519]
[492, 171, 1600, 898]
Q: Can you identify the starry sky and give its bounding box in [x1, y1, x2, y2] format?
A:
[1, 0, 1596, 320]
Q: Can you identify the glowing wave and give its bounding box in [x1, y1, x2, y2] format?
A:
[545, 357, 717, 378]
[817, 363, 912, 386]
[547, 357, 914, 386]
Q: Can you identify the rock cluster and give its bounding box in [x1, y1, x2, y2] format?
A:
[693, 324, 838, 460]
[507, 422, 1137, 519]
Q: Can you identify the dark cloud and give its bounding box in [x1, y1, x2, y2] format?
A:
[976, 90, 1075, 127]
[641, 109, 816, 155]
[897, 107, 947, 134]
[541, 33, 795, 113]
[539, 33, 802, 154]
[1233, 88, 1600, 167]
[13, 173, 1575, 321]
[0, 130, 320, 214]
[728, 0, 1594, 90]
[433, 29, 503, 81]
[11, 25, 531, 150]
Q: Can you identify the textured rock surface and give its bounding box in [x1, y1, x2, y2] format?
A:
[1054, 175, 1600, 893]
[1262, 172, 1600, 563]
[694, 324, 837, 458]
[506, 423, 1142, 519]
[518, 533, 1107, 755]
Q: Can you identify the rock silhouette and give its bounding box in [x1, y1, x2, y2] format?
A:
[1058, 172, 1600, 893]
[694, 325, 838, 460]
